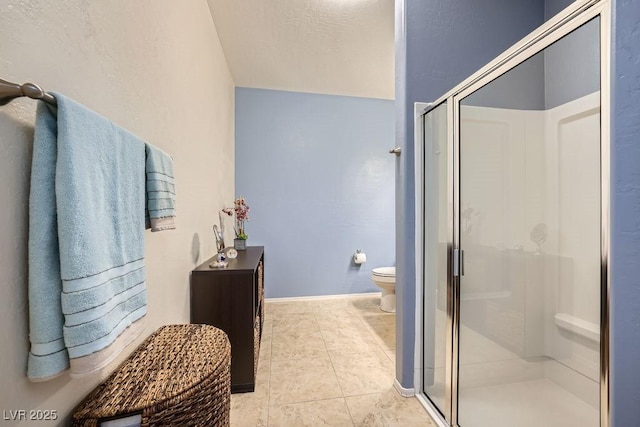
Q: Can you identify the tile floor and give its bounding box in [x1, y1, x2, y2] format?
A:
[230, 295, 437, 426]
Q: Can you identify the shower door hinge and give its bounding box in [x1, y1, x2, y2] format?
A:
[453, 249, 464, 277]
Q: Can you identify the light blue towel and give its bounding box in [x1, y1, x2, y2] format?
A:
[28, 94, 147, 381]
[144, 144, 176, 231]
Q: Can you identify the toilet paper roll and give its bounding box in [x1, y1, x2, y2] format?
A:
[354, 252, 367, 264]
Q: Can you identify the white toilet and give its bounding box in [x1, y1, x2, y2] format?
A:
[371, 267, 396, 312]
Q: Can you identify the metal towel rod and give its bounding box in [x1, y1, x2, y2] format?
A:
[0, 77, 56, 106]
[389, 147, 401, 155]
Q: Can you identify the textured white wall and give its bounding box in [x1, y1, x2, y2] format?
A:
[208, 0, 394, 100]
[0, 1, 234, 424]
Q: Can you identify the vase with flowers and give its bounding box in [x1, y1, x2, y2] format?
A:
[222, 196, 250, 250]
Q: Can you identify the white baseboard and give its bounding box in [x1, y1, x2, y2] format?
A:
[393, 378, 416, 397]
[265, 292, 380, 302]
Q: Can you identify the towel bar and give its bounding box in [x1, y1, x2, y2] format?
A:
[0, 77, 56, 106]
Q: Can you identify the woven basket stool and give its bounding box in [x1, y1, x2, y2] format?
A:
[71, 324, 231, 427]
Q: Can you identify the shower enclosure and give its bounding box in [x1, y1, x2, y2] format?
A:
[416, 1, 609, 426]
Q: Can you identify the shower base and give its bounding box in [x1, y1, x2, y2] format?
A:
[458, 377, 598, 427]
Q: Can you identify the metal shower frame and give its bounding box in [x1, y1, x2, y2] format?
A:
[413, 1, 611, 425]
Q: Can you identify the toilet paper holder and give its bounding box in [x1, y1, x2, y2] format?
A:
[353, 249, 367, 264]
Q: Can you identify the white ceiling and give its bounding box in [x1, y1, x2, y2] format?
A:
[207, 0, 394, 100]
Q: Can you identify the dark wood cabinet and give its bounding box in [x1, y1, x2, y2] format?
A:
[190, 246, 264, 393]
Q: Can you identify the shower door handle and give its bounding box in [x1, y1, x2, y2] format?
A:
[454, 249, 465, 277]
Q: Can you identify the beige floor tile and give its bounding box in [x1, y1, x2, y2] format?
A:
[366, 319, 396, 351]
[231, 361, 269, 425]
[271, 329, 328, 361]
[330, 350, 395, 396]
[320, 326, 380, 356]
[268, 398, 354, 426]
[259, 331, 272, 363]
[384, 350, 396, 364]
[272, 312, 319, 333]
[347, 296, 381, 313]
[359, 312, 393, 328]
[270, 356, 342, 405]
[308, 298, 354, 312]
[231, 344, 271, 426]
[234, 296, 433, 426]
[230, 391, 270, 427]
[346, 387, 437, 427]
[314, 309, 368, 329]
[254, 354, 271, 394]
[264, 302, 275, 316]
[351, 305, 397, 327]
[258, 346, 271, 367]
[261, 318, 274, 337]
[265, 300, 312, 315]
[358, 310, 395, 326]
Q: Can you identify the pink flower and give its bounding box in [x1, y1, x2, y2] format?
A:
[223, 197, 250, 239]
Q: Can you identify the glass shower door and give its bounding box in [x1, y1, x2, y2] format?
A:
[422, 101, 450, 418]
[456, 17, 601, 427]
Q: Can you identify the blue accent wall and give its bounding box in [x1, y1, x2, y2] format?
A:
[545, 0, 575, 20]
[611, 0, 640, 424]
[235, 87, 395, 298]
[396, 0, 545, 388]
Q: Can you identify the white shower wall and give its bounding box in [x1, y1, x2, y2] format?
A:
[459, 91, 600, 406]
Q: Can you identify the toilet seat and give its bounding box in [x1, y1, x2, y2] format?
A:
[372, 267, 395, 278]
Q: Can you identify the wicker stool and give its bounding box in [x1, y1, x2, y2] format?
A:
[71, 324, 231, 427]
